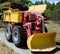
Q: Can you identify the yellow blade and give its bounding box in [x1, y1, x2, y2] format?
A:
[28, 4, 46, 13]
[27, 32, 57, 52]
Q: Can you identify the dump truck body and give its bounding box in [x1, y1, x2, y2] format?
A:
[4, 9, 23, 23]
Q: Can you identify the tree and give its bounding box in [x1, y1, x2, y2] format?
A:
[51, 2, 55, 11]
[56, 2, 60, 5]
[28, 1, 33, 6]
[34, 0, 43, 5]
[40, 0, 43, 4]
[19, 0, 30, 6]
[45, 0, 47, 4]
[54, 2, 60, 11]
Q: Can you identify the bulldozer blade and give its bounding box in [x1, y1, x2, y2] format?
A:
[27, 32, 57, 52]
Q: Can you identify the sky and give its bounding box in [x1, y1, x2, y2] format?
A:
[31, 0, 60, 4]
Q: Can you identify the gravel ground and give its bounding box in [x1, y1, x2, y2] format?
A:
[45, 21, 60, 42]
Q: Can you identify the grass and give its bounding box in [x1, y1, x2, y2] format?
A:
[0, 41, 14, 54]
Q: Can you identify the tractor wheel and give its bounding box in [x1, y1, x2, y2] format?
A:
[12, 26, 24, 47]
[5, 23, 12, 42]
[45, 26, 48, 32]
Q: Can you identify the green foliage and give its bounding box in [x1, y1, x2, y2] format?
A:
[35, 0, 43, 5]
[0, 0, 8, 3]
[21, 0, 33, 6]
[44, 9, 51, 17]
[0, 9, 3, 12]
[28, 1, 33, 6]
[54, 2, 60, 11]
[13, 0, 33, 6]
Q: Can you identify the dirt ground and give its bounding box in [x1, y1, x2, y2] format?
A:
[0, 27, 4, 32]
[45, 21, 60, 42]
[0, 41, 14, 54]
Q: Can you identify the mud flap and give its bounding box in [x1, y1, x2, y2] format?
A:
[27, 32, 57, 52]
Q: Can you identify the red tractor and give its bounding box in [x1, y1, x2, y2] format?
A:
[4, 2, 56, 52]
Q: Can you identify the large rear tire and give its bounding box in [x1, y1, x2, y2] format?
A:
[12, 26, 24, 47]
[5, 23, 12, 42]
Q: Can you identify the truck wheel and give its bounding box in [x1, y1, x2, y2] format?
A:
[12, 26, 24, 47]
[5, 23, 12, 42]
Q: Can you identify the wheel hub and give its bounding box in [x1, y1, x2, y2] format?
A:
[14, 31, 19, 42]
[6, 28, 10, 37]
